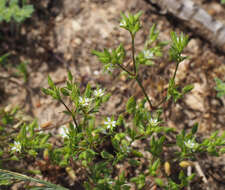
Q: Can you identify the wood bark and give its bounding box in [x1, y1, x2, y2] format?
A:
[146, 0, 225, 53]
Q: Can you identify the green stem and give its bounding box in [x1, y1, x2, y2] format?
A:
[131, 34, 136, 74]
[135, 76, 154, 110]
[152, 61, 181, 108]
[59, 99, 78, 128]
[172, 62, 180, 82]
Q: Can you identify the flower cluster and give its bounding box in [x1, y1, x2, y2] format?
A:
[11, 141, 22, 153]
[143, 49, 154, 59]
[184, 139, 198, 150]
[149, 117, 159, 126]
[78, 97, 92, 107]
[93, 89, 104, 97]
[58, 125, 69, 138]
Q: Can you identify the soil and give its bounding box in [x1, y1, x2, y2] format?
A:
[0, 0, 225, 189]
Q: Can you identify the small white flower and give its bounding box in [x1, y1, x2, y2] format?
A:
[149, 118, 158, 126]
[120, 20, 126, 27]
[11, 141, 22, 152]
[143, 50, 154, 59]
[78, 97, 92, 107]
[59, 125, 69, 138]
[93, 89, 104, 97]
[120, 145, 131, 154]
[184, 139, 197, 149]
[106, 64, 114, 73]
[104, 117, 116, 129]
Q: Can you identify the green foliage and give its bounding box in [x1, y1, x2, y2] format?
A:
[17, 62, 29, 82]
[215, 78, 225, 97]
[0, 53, 30, 82]
[1, 11, 225, 190]
[221, 0, 225, 4]
[92, 44, 126, 73]
[120, 12, 142, 36]
[169, 32, 189, 62]
[0, 53, 10, 66]
[0, 0, 34, 23]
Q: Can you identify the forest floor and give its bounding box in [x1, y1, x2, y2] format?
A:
[0, 0, 225, 189]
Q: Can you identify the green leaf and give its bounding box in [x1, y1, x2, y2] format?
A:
[131, 150, 143, 157]
[191, 123, 198, 134]
[101, 151, 114, 160]
[0, 53, 10, 65]
[17, 62, 29, 82]
[130, 174, 145, 189]
[60, 88, 70, 96]
[149, 159, 160, 176]
[68, 70, 73, 81]
[128, 159, 140, 167]
[182, 84, 194, 94]
[119, 12, 142, 36]
[148, 24, 159, 44]
[126, 96, 136, 114]
[215, 78, 225, 97]
[154, 178, 164, 187]
[47, 76, 55, 89]
[169, 31, 189, 62]
[92, 49, 111, 64]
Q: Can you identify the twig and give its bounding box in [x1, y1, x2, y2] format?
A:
[115, 62, 135, 76]
[194, 162, 210, 190]
[59, 99, 78, 128]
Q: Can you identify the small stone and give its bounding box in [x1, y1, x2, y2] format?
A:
[184, 83, 206, 112]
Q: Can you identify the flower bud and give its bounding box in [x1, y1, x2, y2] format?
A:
[66, 167, 76, 180]
[179, 161, 193, 168]
[43, 148, 49, 161]
[164, 161, 171, 176]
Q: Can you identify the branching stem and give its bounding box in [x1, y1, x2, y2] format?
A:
[59, 99, 78, 128]
[116, 62, 135, 76]
[135, 76, 155, 110]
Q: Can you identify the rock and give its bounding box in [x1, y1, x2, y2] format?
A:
[184, 83, 206, 112]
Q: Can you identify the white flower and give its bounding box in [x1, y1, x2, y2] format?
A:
[11, 141, 22, 152]
[78, 97, 92, 107]
[106, 64, 114, 73]
[184, 139, 197, 149]
[120, 20, 126, 27]
[93, 89, 104, 97]
[59, 125, 69, 138]
[143, 50, 154, 59]
[149, 118, 158, 126]
[104, 117, 116, 129]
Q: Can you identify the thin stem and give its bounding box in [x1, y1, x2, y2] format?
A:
[115, 62, 135, 76]
[154, 96, 167, 108]
[135, 76, 154, 110]
[131, 34, 136, 74]
[172, 62, 180, 82]
[154, 61, 180, 108]
[59, 99, 78, 128]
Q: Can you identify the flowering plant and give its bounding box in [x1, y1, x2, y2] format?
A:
[0, 12, 224, 190]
